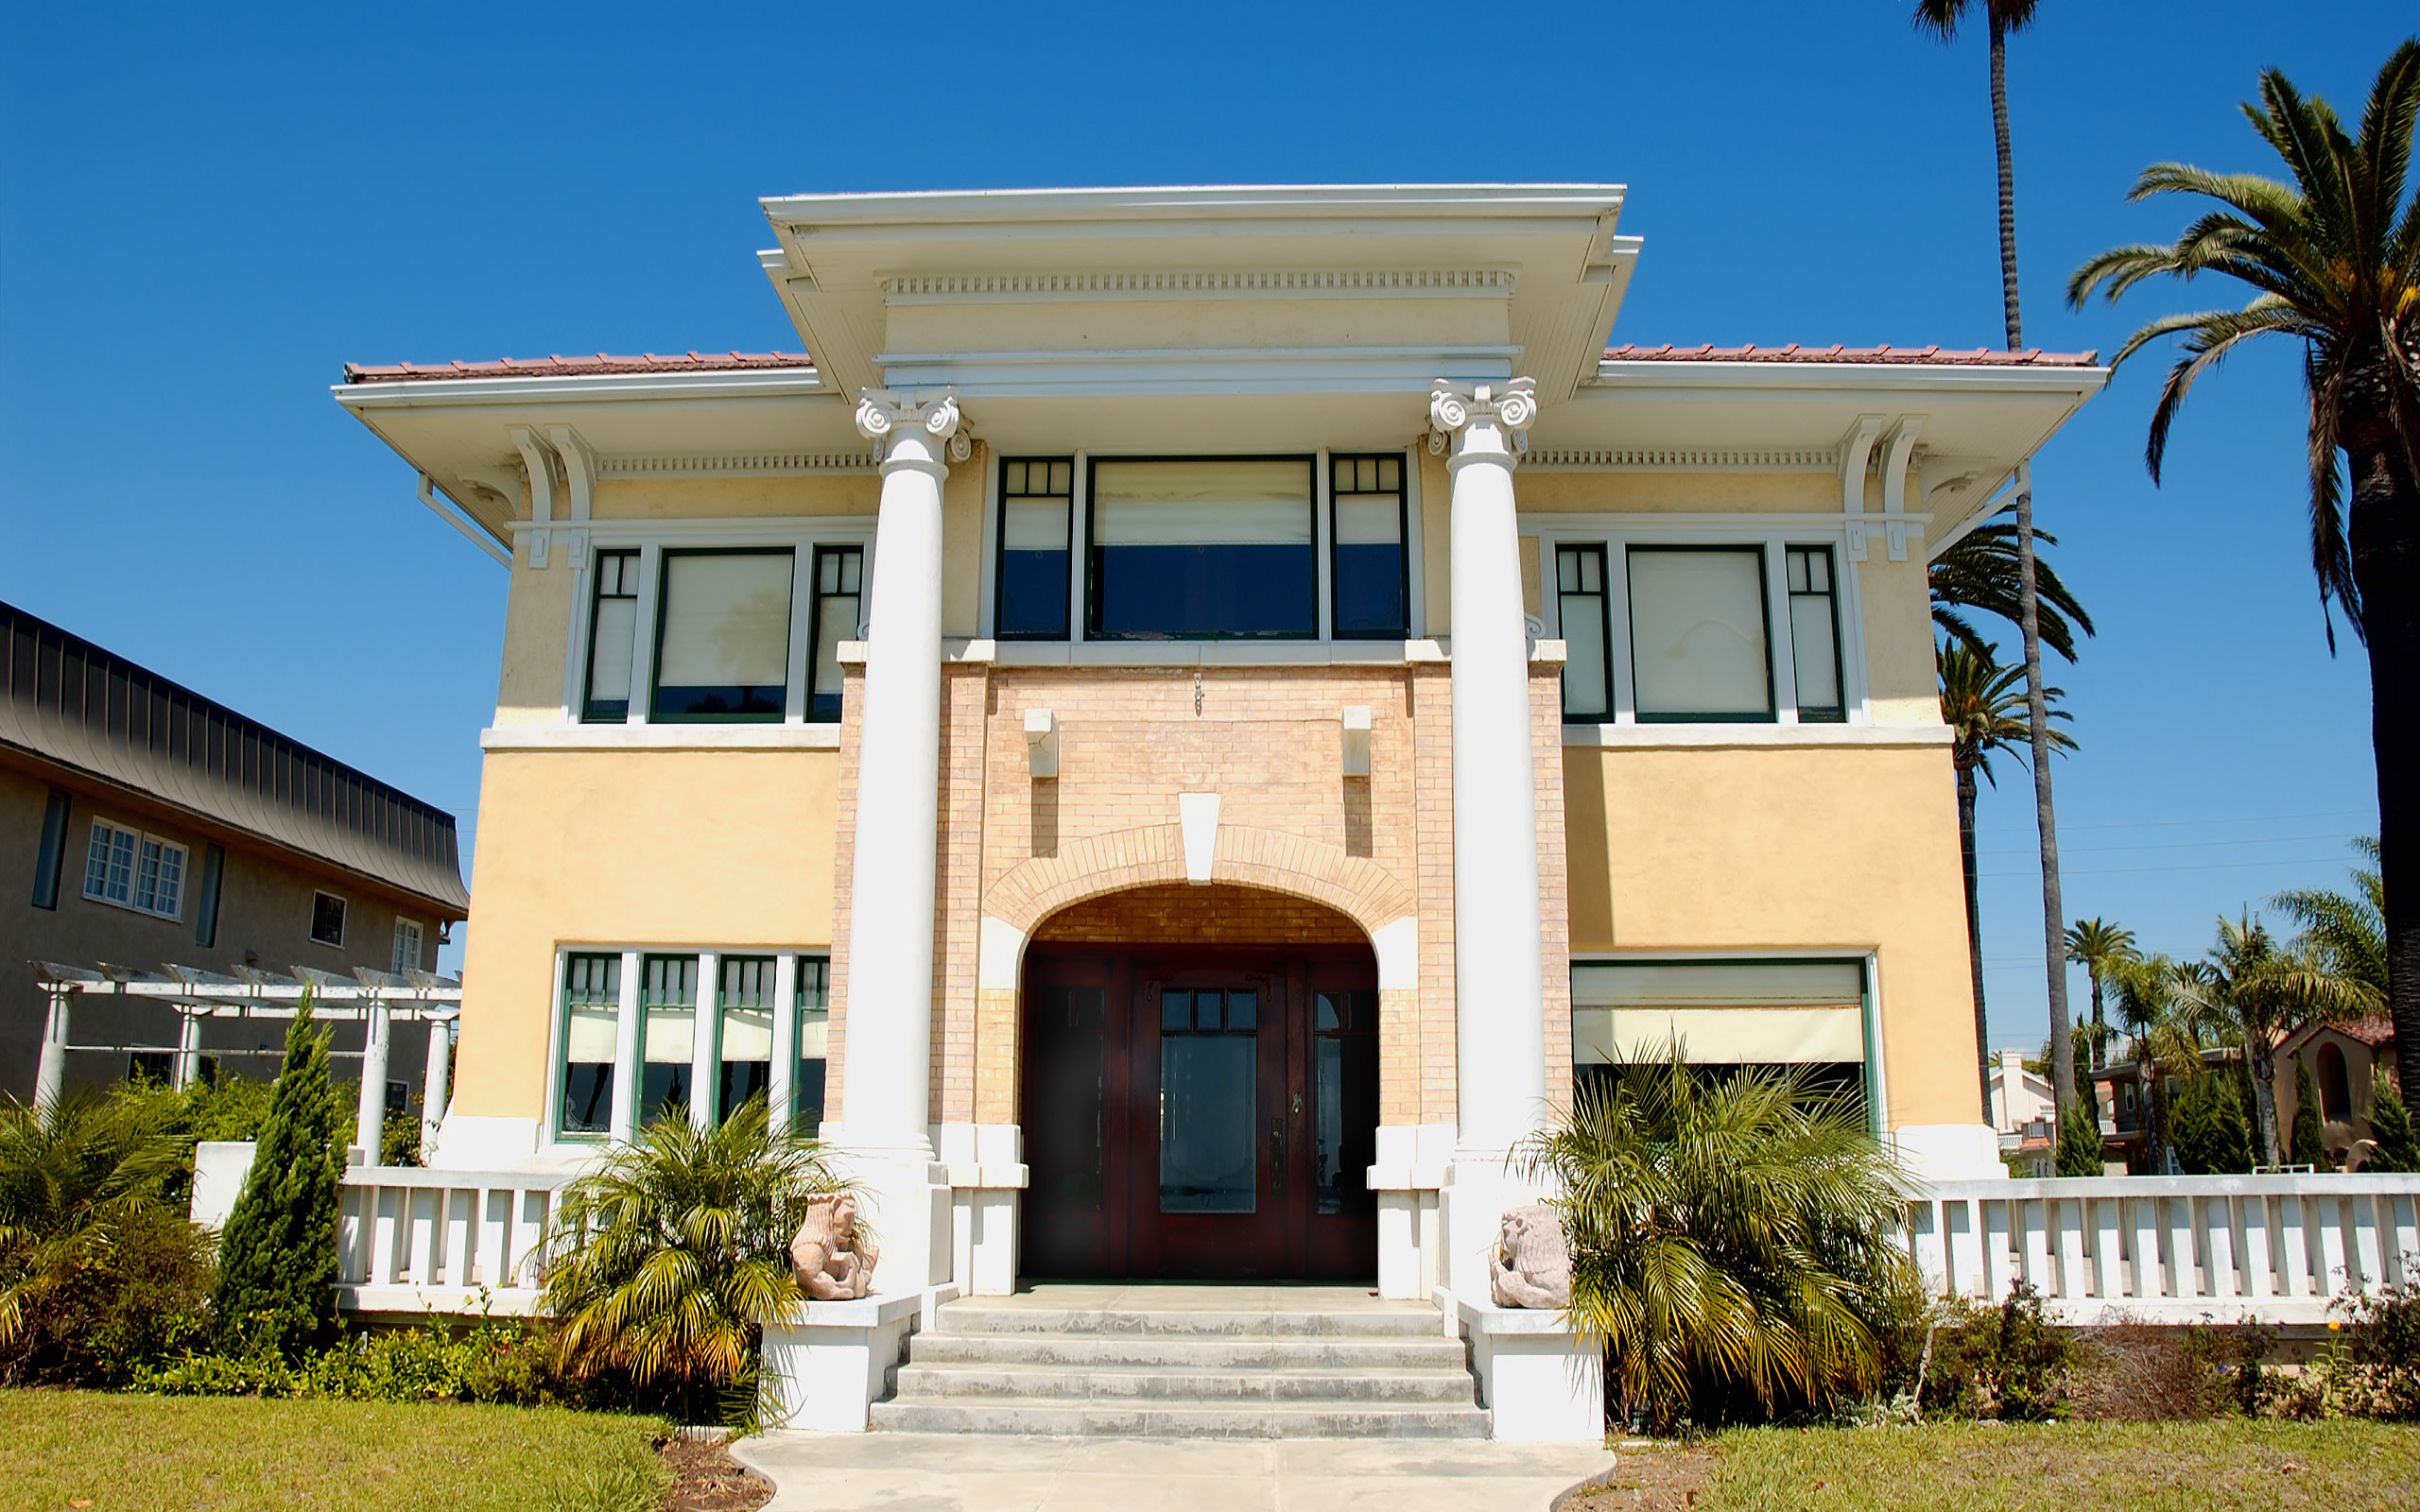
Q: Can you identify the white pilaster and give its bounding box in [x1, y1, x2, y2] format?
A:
[836, 387, 963, 1294]
[1430, 378, 1552, 1300]
[355, 992, 391, 1156]
[691, 950, 721, 1132]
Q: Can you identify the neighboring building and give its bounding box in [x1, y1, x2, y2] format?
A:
[2, 599, 470, 1109]
[1986, 1047, 2055, 1146]
[2275, 1017, 2398, 1169]
[337, 185, 2103, 1299]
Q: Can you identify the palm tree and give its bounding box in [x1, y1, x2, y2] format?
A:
[0, 1091, 193, 1349]
[2107, 954, 2207, 1174]
[544, 1095, 838, 1419]
[1930, 516, 2096, 662]
[2188, 912, 2380, 1166]
[2274, 836, 2387, 998]
[1942, 643, 2075, 1109]
[1914, 0, 2081, 1140]
[1512, 1047, 1913, 1431]
[2065, 919, 2138, 1071]
[2067, 43, 2420, 1102]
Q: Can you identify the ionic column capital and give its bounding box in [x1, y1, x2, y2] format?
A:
[1426, 378, 1537, 472]
[855, 387, 973, 477]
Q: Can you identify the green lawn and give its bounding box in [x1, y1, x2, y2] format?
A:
[1611, 1419, 2420, 1512]
[0, 1391, 669, 1512]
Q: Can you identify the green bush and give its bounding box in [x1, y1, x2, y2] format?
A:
[0, 1203, 215, 1387]
[140, 1317, 567, 1405]
[2056, 1095, 2104, 1177]
[2366, 1088, 2419, 1172]
[1920, 1282, 2075, 1420]
[2171, 1072, 2254, 1175]
[211, 998, 345, 1360]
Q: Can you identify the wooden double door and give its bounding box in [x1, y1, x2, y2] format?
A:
[1020, 946, 1379, 1280]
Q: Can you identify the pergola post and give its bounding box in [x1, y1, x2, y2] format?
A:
[174, 1006, 203, 1091]
[421, 1014, 455, 1160]
[355, 992, 391, 1157]
[35, 985, 73, 1113]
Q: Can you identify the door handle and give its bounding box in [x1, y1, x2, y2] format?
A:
[1270, 1117, 1285, 1195]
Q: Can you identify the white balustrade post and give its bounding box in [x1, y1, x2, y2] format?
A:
[421, 1013, 455, 1160]
[34, 986, 72, 1113]
[834, 387, 965, 1294]
[356, 994, 391, 1157]
[1427, 378, 1551, 1301]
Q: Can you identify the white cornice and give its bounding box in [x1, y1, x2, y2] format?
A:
[762, 183, 1627, 228]
[879, 268, 1515, 303]
[1524, 445, 1840, 473]
[597, 450, 879, 478]
[874, 344, 1518, 395]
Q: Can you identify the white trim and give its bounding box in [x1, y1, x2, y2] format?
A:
[878, 267, 1518, 302]
[525, 515, 877, 547]
[1067, 450, 1090, 644]
[1403, 445, 1427, 638]
[1525, 445, 1839, 472]
[78, 816, 189, 922]
[977, 447, 1000, 639]
[626, 544, 661, 727]
[1515, 509, 1931, 536]
[597, 450, 877, 478]
[873, 345, 1519, 396]
[1561, 723, 1948, 749]
[481, 724, 842, 751]
[1763, 531, 1799, 727]
[1314, 446, 1334, 643]
[991, 640, 1429, 669]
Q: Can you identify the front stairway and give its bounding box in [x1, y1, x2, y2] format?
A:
[869, 1284, 1491, 1438]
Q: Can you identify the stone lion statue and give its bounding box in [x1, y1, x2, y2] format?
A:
[1490, 1203, 1571, 1309]
[789, 1192, 879, 1300]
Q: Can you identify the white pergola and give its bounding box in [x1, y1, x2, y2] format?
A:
[29, 960, 463, 1156]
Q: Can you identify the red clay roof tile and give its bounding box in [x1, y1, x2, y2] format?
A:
[1602, 342, 2099, 366]
[342, 351, 816, 384]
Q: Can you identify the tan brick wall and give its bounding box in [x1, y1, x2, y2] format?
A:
[1031, 884, 1367, 946]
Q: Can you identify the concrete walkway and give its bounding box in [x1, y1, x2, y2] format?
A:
[732, 1433, 1616, 1511]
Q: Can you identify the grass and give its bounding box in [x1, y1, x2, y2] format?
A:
[1582, 1419, 2420, 1512]
[0, 1390, 671, 1512]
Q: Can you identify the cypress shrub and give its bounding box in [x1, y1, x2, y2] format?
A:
[2171, 1074, 2254, 1176]
[2290, 1057, 2327, 1169]
[2365, 1087, 2419, 1173]
[2056, 1094, 2104, 1177]
[210, 994, 344, 1359]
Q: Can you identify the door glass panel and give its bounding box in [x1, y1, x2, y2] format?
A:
[1161, 989, 1257, 1214]
[1227, 989, 1255, 1030]
[1162, 989, 1191, 1032]
[1036, 987, 1108, 1214]
[1313, 988, 1379, 1218]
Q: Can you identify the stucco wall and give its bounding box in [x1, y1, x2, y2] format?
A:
[1561, 740, 1980, 1128]
[450, 747, 839, 1120]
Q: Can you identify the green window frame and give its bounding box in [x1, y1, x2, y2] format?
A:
[583, 549, 641, 722]
[1557, 544, 1613, 722]
[995, 457, 1074, 641]
[649, 548, 794, 723]
[806, 546, 862, 723]
[1329, 454, 1409, 640]
[558, 953, 622, 1140]
[793, 955, 830, 1134]
[1785, 545, 1847, 723]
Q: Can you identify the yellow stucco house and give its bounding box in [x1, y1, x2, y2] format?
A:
[338, 185, 2102, 1319]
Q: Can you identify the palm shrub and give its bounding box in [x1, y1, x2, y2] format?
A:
[211, 994, 345, 1359]
[2366, 1088, 2419, 1172]
[1513, 1048, 1914, 1430]
[544, 1094, 838, 1423]
[0, 1090, 212, 1384]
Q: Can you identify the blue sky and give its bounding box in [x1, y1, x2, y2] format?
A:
[0, 3, 2403, 1040]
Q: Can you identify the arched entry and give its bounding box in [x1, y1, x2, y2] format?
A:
[1019, 884, 1379, 1282]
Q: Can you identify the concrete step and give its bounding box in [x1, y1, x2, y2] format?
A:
[866, 1397, 1494, 1439]
[903, 1331, 1470, 1372]
[890, 1360, 1479, 1404]
[931, 1302, 1445, 1339]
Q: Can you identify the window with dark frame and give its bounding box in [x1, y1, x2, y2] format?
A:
[1557, 544, 1612, 722]
[1089, 457, 1317, 640]
[1157, 987, 1259, 1213]
[1330, 455, 1408, 639]
[1312, 988, 1378, 1217]
[794, 955, 830, 1133]
[559, 953, 620, 1138]
[309, 890, 347, 947]
[583, 550, 641, 721]
[31, 789, 69, 909]
[996, 457, 1073, 640]
[717, 955, 777, 1125]
[1785, 546, 1846, 722]
[651, 549, 794, 722]
[637, 954, 699, 1125]
[194, 844, 224, 947]
[807, 546, 863, 722]
[1626, 545, 1775, 723]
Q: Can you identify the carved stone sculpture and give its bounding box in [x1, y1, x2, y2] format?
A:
[1489, 1203, 1572, 1309]
[789, 1192, 879, 1300]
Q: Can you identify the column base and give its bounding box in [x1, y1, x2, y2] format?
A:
[1439, 1288, 1605, 1444]
[758, 1285, 958, 1432]
[830, 1141, 955, 1294]
[939, 1123, 1027, 1297]
[1368, 1124, 1454, 1300]
[1436, 1152, 1552, 1303]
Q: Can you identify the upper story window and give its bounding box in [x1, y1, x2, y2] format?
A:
[996, 458, 1073, 640]
[651, 549, 794, 722]
[1784, 546, 1844, 723]
[83, 819, 184, 920]
[807, 546, 862, 722]
[310, 889, 348, 946]
[391, 918, 425, 974]
[1089, 457, 1316, 640]
[1557, 545, 1612, 722]
[582, 550, 640, 721]
[1627, 546, 1773, 723]
[1330, 455, 1408, 639]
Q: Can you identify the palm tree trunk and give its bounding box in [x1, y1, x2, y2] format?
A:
[2089, 974, 2105, 1072]
[2346, 428, 2420, 1103]
[2250, 1037, 2282, 1168]
[2135, 1049, 2157, 1173]
[1959, 763, 1990, 1114]
[1989, 18, 2022, 351]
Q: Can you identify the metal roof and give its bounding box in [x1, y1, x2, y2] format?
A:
[0, 599, 468, 914]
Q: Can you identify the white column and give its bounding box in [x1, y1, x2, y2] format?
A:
[1429, 378, 1551, 1301]
[35, 986, 72, 1113]
[835, 387, 964, 1294]
[355, 992, 391, 1157]
[174, 1005, 203, 1091]
[691, 950, 721, 1133]
[610, 950, 642, 1144]
[421, 1014, 454, 1160]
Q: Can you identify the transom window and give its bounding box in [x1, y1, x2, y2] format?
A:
[1090, 457, 1317, 640]
[82, 819, 184, 920]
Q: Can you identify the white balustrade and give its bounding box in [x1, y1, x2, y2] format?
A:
[335, 1164, 578, 1317]
[1909, 1175, 2420, 1325]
